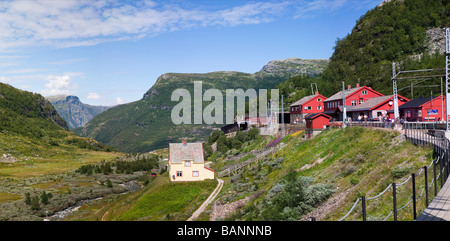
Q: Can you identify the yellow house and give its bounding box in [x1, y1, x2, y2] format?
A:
[168, 140, 215, 182]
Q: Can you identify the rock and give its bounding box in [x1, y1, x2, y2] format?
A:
[425, 27, 446, 55]
[0, 153, 19, 163]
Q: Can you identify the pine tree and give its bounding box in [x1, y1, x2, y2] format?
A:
[24, 192, 31, 206]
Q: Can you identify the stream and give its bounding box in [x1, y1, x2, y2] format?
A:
[44, 180, 141, 221]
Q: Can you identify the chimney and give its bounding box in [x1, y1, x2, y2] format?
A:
[347, 85, 351, 90]
[315, 91, 319, 95]
[356, 83, 360, 88]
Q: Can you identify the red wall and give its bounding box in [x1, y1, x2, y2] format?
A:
[306, 115, 330, 129]
[290, 94, 326, 115]
[324, 86, 384, 113]
[420, 96, 446, 121]
[402, 96, 446, 121]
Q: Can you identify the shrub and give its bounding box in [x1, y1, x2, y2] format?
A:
[391, 166, 412, 179]
[251, 171, 335, 221]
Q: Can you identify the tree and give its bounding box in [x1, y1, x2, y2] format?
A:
[216, 135, 228, 153]
[30, 196, 40, 211]
[40, 191, 52, 205]
[231, 138, 242, 149]
[208, 130, 221, 144]
[106, 179, 113, 188]
[25, 192, 31, 206]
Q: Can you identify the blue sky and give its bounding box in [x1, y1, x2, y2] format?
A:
[0, 0, 381, 106]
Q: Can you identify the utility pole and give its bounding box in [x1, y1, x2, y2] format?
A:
[281, 95, 285, 137]
[392, 62, 399, 120]
[342, 81, 347, 128]
[445, 28, 450, 131]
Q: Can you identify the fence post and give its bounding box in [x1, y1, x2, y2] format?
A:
[361, 196, 366, 221]
[405, 123, 408, 140]
[424, 166, 429, 207]
[444, 141, 450, 181]
[440, 151, 444, 189]
[392, 182, 397, 221]
[434, 156, 438, 196]
[412, 173, 417, 220]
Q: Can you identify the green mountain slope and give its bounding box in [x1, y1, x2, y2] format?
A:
[322, 0, 450, 97]
[278, 0, 450, 102]
[75, 58, 328, 153]
[0, 82, 116, 162]
[0, 83, 68, 136]
[0, 82, 124, 220]
[46, 95, 110, 129]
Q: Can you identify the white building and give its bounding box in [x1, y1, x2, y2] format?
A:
[168, 140, 215, 182]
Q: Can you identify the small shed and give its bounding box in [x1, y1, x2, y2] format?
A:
[305, 113, 331, 139]
[305, 113, 331, 129]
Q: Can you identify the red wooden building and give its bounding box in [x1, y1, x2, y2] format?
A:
[305, 113, 331, 139]
[289, 92, 327, 124]
[399, 95, 446, 121]
[346, 95, 409, 121]
[323, 84, 384, 120]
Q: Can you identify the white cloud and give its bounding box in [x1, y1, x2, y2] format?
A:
[87, 92, 100, 100]
[116, 97, 124, 105]
[0, 1, 289, 51]
[292, 0, 379, 19]
[41, 74, 77, 96]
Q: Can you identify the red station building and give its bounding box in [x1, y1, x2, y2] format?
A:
[399, 95, 446, 122]
[289, 92, 327, 124]
[323, 83, 384, 121]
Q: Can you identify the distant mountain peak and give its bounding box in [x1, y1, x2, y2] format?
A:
[46, 95, 110, 129]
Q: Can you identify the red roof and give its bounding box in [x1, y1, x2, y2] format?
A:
[305, 113, 331, 120]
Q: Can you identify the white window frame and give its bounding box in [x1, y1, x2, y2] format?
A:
[185, 160, 191, 167]
[351, 100, 357, 106]
[362, 90, 367, 95]
[193, 171, 199, 177]
[176, 171, 183, 177]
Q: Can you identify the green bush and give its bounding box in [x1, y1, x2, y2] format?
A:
[391, 165, 412, 178]
[254, 171, 335, 221]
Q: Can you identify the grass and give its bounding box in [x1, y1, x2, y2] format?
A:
[0, 132, 123, 178]
[212, 127, 436, 221]
[117, 177, 216, 221]
[0, 192, 22, 203]
[62, 175, 217, 221]
[276, 127, 434, 220]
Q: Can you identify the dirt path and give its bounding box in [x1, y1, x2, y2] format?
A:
[187, 178, 224, 221]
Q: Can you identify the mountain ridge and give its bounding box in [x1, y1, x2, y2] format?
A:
[76, 57, 328, 152]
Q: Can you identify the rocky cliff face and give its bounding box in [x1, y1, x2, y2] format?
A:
[425, 27, 446, 55]
[47, 95, 110, 129]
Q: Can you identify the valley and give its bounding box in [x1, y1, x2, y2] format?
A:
[0, 0, 449, 223]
